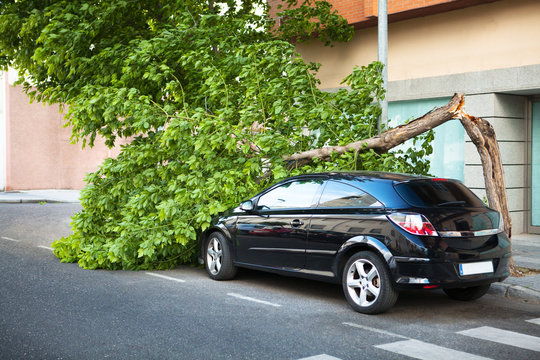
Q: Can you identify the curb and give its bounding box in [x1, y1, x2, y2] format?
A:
[0, 190, 81, 204]
[0, 199, 78, 204]
[489, 282, 540, 303]
[0, 199, 60, 204]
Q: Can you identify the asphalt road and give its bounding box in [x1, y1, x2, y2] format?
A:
[1, 203, 539, 360]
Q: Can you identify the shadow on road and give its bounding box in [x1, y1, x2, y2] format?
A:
[185, 265, 534, 320]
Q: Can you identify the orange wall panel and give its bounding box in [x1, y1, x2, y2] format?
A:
[268, 0, 499, 27]
[6, 84, 126, 190]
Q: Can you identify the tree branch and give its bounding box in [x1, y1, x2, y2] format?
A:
[284, 93, 464, 167]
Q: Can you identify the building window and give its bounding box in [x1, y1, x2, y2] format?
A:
[388, 98, 464, 181]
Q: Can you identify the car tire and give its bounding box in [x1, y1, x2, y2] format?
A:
[342, 251, 398, 314]
[205, 232, 237, 280]
[443, 284, 490, 301]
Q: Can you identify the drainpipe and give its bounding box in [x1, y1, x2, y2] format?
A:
[378, 0, 388, 134]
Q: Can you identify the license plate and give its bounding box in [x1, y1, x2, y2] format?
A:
[459, 261, 494, 276]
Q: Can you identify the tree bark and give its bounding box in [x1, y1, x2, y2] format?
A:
[284, 93, 512, 239]
[458, 113, 511, 238]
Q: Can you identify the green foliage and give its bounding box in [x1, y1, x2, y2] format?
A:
[275, 0, 353, 45]
[0, 1, 432, 270]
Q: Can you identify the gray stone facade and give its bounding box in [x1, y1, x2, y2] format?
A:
[388, 65, 540, 235]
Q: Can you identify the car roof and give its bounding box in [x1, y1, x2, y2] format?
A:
[266, 171, 434, 209]
[287, 171, 430, 183]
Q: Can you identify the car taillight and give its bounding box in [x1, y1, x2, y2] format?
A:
[388, 213, 438, 236]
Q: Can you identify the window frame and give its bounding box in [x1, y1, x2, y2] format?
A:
[254, 178, 325, 212]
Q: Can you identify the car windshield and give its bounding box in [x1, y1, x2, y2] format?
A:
[394, 179, 485, 208]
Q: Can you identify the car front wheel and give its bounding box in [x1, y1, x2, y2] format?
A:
[342, 251, 398, 314]
[205, 232, 237, 280]
[443, 284, 490, 301]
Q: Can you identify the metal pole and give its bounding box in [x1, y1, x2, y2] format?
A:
[378, 0, 388, 133]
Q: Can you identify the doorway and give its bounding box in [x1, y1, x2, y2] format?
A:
[531, 102, 540, 233]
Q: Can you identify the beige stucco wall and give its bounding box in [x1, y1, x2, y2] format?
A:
[6, 84, 125, 190]
[296, 0, 540, 88]
[0, 74, 6, 191]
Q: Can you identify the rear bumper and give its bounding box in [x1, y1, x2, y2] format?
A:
[392, 252, 511, 289]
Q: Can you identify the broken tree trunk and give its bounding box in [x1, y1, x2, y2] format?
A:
[284, 93, 512, 239]
[458, 113, 512, 238]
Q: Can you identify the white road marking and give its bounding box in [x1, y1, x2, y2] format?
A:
[1, 236, 19, 242]
[457, 326, 540, 352]
[375, 339, 492, 360]
[145, 272, 186, 283]
[38, 245, 54, 251]
[343, 322, 410, 339]
[526, 318, 540, 326]
[298, 355, 342, 360]
[227, 293, 281, 307]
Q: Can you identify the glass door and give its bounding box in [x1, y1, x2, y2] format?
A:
[531, 102, 540, 233]
[388, 98, 464, 181]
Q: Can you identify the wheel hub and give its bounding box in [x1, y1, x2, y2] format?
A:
[361, 278, 368, 289]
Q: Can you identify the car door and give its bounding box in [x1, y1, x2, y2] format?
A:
[235, 179, 324, 270]
[306, 180, 385, 276]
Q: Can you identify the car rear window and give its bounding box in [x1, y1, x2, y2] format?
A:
[394, 179, 485, 208]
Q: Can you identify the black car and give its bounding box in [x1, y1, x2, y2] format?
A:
[202, 172, 511, 314]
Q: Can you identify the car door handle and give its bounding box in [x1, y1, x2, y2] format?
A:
[290, 219, 304, 227]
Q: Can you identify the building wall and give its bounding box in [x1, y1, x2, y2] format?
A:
[269, 0, 498, 28]
[388, 66, 540, 235]
[2, 79, 126, 190]
[295, 0, 540, 87]
[0, 73, 6, 191]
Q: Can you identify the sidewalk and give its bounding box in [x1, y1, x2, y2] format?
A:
[0, 190, 81, 203]
[0, 189, 538, 302]
[490, 233, 540, 303]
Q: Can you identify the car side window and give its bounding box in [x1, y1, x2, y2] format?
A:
[317, 181, 383, 208]
[256, 180, 322, 210]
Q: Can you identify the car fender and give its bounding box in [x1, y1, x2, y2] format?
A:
[201, 223, 235, 263]
[209, 223, 233, 241]
[335, 235, 398, 277]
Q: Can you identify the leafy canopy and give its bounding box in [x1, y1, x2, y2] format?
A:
[0, 0, 432, 269]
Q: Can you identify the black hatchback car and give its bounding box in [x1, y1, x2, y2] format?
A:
[202, 172, 511, 314]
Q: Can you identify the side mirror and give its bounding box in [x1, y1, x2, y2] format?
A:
[240, 200, 254, 212]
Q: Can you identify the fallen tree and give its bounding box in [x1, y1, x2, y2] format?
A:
[0, 1, 511, 270]
[286, 93, 512, 238]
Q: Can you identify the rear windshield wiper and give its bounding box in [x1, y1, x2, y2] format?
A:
[436, 201, 466, 207]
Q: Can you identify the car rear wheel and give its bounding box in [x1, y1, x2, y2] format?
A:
[205, 232, 237, 280]
[342, 251, 398, 314]
[443, 284, 490, 301]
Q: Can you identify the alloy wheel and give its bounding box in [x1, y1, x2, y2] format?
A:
[346, 258, 381, 307]
[206, 237, 222, 275]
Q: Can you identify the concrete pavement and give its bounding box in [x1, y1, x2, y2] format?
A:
[0, 189, 80, 203]
[0, 189, 539, 302]
[490, 233, 540, 303]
